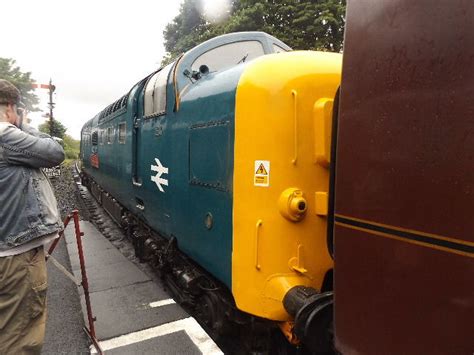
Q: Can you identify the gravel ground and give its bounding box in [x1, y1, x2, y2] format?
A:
[50, 162, 90, 221]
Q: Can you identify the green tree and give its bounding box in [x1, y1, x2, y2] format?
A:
[39, 121, 79, 159]
[162, 0, 346, 64]
[162, 0, 214, 65]
[0, 58, 39, 112]
[228, 0, 346, 51]
[39, 119, 67, 139]
[62, 134, 80, 160]
[63, 134, 80, 152]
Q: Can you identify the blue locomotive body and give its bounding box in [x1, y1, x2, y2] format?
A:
[80, 31, 342, 351]
[81, 32, 290, 287]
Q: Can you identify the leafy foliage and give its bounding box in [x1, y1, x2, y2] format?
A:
[62, 134, 80, 159]
[162, 0, 346, 65]
[0, 58, 39, 112]
[162, 0, 215, 65]
[39, 119, 67, 139]
[39, 121, 79, 159]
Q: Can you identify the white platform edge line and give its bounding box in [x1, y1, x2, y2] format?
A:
[90, 317, 222, 354]
[149, 298, 176, 308]
[183, 317, 224, 355]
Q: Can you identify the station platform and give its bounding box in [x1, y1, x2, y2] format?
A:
[63, 221, 222, 354]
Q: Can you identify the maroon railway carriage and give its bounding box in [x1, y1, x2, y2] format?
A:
[333, 1, 474, 354]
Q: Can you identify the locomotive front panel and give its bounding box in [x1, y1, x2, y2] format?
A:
[233, 51, 342, 320]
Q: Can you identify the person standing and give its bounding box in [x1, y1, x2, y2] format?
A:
[0, 79, 65, 354]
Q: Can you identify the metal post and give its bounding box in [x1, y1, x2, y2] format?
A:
[48, 79, 56, 136]
[45, 209, 103, 354]
[46, 213, 71, 259]
[72, 210, 95, 336]
[72, 210, 103, 354]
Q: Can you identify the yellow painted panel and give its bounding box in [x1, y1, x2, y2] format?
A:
[315, 191, 329, 216]
[233, 51, 342, 320]
[314, 98, 334, 167]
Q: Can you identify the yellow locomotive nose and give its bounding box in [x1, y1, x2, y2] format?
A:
[232, 50, 342, 321]
[278, 188, 307, 222]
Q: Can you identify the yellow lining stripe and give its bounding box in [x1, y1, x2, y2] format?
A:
[335, 214, 474, 247]
[334, 215, 474, 259]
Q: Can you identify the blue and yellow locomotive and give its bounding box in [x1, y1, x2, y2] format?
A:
[80, 32, 341, 352]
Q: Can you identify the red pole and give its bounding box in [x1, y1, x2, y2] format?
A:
[46, 209, 102, 354]
[46, 213, 72, 260]
[72, 209, 96, 338]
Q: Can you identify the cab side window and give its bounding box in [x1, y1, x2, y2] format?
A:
[118, 123, 126, 144]
[92, 131, 98, 146]
[107, 127, 114, 144]
[191, 41, 265, 73]
[144, 63, 173, 118]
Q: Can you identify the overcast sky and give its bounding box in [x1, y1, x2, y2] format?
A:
[0, 0, 187, 138]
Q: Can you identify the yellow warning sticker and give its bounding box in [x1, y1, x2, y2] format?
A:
[254, 175, 268, 185]
[254, 160, 270, 187]
[256, 163, 268, 175]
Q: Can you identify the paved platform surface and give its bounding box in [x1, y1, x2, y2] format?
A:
[64, 221, 222, 354]
[43, 236, 89, 354]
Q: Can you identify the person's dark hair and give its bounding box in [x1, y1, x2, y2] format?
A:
[0, 79, 21, 105]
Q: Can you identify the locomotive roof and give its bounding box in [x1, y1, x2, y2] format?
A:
[86, 31, 291, 126]
[184, 31, 291, 55]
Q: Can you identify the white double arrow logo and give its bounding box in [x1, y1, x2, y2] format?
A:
[151, 158, 169, 192]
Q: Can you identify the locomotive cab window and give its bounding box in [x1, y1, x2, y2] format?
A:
[118, 123, 126, 144]
[191, 41, 265, 74]
[144, 62, 173, 118]
[91, 131, 98, 146]
[107, 127, 113, 144]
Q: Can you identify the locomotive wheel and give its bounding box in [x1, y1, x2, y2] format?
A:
[201, 291, 225, 332]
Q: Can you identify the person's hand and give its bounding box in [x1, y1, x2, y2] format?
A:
[14, 105, 24, 129]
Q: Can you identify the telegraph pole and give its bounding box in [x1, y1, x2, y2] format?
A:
[48, 79, 56, 136]
[32, 80, 56, 136]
